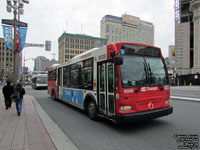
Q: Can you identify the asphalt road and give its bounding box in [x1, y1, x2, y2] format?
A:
[26, 86, 200, 150]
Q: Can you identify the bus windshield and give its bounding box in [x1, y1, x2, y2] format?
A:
[120, 55, 169, 88]
[37, 77, 47, 84]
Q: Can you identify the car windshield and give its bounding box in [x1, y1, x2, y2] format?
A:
[120, 55, 169, 88]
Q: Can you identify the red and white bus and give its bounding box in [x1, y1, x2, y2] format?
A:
[48, 42, 173, 124]
[32, 74, 48, 89]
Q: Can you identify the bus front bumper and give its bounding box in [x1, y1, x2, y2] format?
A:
[115, 106, 173, 124]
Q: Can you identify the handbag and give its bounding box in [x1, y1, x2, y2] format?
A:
[10, 93, 17, 100]
[10, 91, 20, 100]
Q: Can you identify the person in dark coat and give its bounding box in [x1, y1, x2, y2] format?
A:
[2, 81, 14, 109]
[14, 83, 25, 116]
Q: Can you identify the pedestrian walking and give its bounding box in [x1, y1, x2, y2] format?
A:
[2, 81, 14, 110]
[13, 83, 25, 116]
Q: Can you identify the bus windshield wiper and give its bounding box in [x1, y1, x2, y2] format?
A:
[147, 62, 157, 85]
[143, 62, 149, 83]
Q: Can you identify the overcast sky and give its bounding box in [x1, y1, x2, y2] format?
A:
[0, 0, 174, 70]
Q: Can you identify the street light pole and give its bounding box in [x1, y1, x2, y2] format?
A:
[5, 0, 28, 84]
[13, 5, 17, 84]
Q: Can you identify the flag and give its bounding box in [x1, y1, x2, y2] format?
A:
[2, 25, 13, 50]
[18, 27, 28, 52]
[16, 27, 20, 52]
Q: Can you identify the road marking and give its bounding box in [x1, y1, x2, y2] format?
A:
[170, 96, 200, 102]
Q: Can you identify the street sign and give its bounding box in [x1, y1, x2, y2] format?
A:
[24, 43, 44, 48]
[2, 19, 28, 27]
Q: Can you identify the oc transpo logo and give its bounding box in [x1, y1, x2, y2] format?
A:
[148, 101, 154, 109]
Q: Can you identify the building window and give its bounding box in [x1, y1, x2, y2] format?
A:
[112, 25, 114, 33]
[106, 35, 109, 40]
[106, 24, 109, 33]
[66, 38, 69, 42]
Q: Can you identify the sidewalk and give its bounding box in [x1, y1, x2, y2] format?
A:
[170, 86, 200, 102]
[0, 92, 57, 150]
[0, 88, 79, 150]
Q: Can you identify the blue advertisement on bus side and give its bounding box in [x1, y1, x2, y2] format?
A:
[63, 89, 83, 106]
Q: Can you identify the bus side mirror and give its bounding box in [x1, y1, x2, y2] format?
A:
[114, 56, 123, 65]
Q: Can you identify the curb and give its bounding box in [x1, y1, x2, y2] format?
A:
[170, 96, 200, 102]
[29, 95, 79, 150]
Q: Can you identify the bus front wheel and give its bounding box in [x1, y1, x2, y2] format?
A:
[87, 100, 98, 120]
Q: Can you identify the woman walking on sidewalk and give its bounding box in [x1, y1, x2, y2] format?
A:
[14, 83, 25, 116]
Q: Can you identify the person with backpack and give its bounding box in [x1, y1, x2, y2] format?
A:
[2, 81, 14, 109]
[14, 83, 25, 116]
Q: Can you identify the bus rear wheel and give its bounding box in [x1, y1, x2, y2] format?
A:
[87, 100, 98, 120]
[52, 90, 56, 101]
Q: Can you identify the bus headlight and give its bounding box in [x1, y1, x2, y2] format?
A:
[164, 85, 169, 90]
[120, 106, 132, 111]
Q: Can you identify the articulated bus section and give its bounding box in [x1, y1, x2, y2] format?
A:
[48, 42, 173, 124]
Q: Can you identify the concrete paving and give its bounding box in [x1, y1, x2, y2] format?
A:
[0, 89, 78, 150]
[170, 86, 200, 102]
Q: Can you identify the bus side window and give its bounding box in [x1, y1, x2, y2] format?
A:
[81, 68, 92, 90]
[49, 70, 56, 81]
[63, 66, 69, 87]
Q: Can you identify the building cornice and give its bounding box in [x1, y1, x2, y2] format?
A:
[58, 32, 108, 42]
[190, 0, 200, 12]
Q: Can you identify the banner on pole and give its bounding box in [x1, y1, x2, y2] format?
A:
[18, 27, 27, 52]
[16, 27, 20, 52]
[2, 25, 13, 50]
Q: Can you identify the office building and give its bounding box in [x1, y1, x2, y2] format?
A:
[175, 0, 200, 85]
[100, 14, 154, 45]
[58, 33, 108, 63]
[165, 45, 176, 85]
[34, 56, 58, 71]
[0, 38, 13, 82]
[168, 45, 176, 62]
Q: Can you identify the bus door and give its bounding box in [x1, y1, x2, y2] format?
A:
[58, 68, 63, 99]
[98, 62, 115, 117]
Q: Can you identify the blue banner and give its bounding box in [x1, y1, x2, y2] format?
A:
[2, 25, 13, 50]
[18, 27, 27, 52]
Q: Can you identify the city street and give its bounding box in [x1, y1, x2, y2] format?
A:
[26, 86, 200, 150]
[1, 0, 200, 149]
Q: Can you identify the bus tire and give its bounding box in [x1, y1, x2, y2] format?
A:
[52, 90, 56, 101]
[87, 100, 98, 120]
